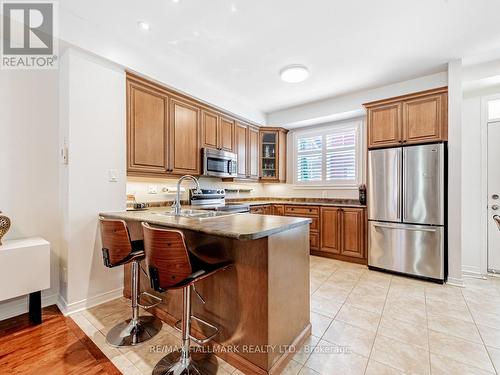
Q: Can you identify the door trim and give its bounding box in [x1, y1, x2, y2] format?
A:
[481, 94, 500, 276]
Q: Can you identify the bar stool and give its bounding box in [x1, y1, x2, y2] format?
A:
[99, 217, 163, 347]
[141, 222, 233, 375]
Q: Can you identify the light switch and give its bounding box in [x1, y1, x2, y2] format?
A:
[108, 169, 118, 182]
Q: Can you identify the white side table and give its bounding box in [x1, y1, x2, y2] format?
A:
[0, 237, 50, 323]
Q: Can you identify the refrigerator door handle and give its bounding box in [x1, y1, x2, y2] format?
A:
[397, 149, 402, 220]
[372, 223, 438, 232]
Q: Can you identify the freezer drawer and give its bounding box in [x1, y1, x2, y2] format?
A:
[368, 221, 444, 280]
[368, 147, 402, 222]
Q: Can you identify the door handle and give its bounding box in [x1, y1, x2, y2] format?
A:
[494, 215, 500, 230]
[372, 223, 438, 232]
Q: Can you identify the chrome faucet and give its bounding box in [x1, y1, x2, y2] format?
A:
[172, 175, 201, 215]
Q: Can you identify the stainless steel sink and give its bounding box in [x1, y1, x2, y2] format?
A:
[155, 209, 236, 219]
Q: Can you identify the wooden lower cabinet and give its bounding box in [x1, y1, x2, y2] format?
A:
[272, 204, 285, 216]
[249, 205, 273, 215]
[284, 205, 320, 251]
[319, 207, 366, 264]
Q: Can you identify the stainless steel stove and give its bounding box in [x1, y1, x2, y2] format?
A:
[189, 189, 250, 213]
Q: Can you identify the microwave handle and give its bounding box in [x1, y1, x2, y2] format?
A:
[228, 160, 232, 174]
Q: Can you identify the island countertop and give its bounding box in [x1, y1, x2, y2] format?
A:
[99, 207, 312, 240]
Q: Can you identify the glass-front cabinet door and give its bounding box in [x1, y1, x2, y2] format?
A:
[261, 131, 277, 179]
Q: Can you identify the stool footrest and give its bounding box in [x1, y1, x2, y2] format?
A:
[174, 315, 219, 345]
[138, 292, 162, 309]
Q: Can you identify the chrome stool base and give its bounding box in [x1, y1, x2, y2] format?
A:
[152, 349, 219, 375]
[106, 315, 162, 347]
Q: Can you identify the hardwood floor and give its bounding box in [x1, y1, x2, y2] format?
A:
[0, 305, 120, 374]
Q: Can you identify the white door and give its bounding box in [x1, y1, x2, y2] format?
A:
[488, 121, 500, 272]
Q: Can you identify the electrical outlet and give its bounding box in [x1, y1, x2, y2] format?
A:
[148, 184, 158, 194]
[107, 169, 118, 182]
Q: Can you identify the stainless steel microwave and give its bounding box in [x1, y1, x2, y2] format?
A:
[202, 148, 237, 178]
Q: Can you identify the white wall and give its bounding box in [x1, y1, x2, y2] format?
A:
[0, 69, 60, 319]
[267, 72, 448, 127]
[58, 48, 127, 313]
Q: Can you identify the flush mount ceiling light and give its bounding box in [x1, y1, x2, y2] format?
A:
[280, 65, 310, 83]
[137, 21, 150, 31]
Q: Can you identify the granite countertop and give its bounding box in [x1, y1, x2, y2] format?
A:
[228, 200, 366, 208]
[100, 207, 312, 241]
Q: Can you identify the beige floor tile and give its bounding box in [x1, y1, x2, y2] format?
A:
[467, 298, 500, 317]
[430, 353, 495, 375]
[425, 298, 473, 322]
[313, 283, 352, 303]
[86, 297, 130, 320]
[345, 288, 387, 314]
[477, 324, 500, 349]
[470, 309, 500, 330]
[335, 304, 381, 332]
[280, 359, 303, 375]
[353, 280, 390, 296]
[310, 268, 334, 282]
[328, 268, 365, 282]
[487, 346, 500, 374]
[371, 335, 430, 375]
[305, 339, 368, 375]
[427, 312, 482, 343]
[310, 311, 332, 337]
[323, 275, 358, 290]
[382, 300, 427, 326]
[293, 335, 321, 365]
[322, 320, 376, 357]
[310, 279, 322, 295]
[428, 330, 495, 372]
[425, 286, 466, 305]
[358, 270, 392, 288]
[298, 366, 320, 375]
[310, 261, 338, 273]
[310, 295, 342, 318]
[377, 316, 428, 350]
[365, 360, 404, 375]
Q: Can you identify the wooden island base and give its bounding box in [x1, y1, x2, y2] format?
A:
[124, 221, 311, 375]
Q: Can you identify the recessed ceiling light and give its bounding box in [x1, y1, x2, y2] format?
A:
[137, 21, 150, 31]
[280, 65, 310, 83]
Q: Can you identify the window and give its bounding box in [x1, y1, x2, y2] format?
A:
[293, 121, 361, 187]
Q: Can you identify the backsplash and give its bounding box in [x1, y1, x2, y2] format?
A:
[127, 176, 265, 203]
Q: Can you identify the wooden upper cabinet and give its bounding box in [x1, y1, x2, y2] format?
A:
[367, 103, 402, 148]
[219, 117, 235, 152]
[320, 207, 341, 254]
[340, 208, 365, 259]
[259, 127, 288, 182]
[201, 110, 218, 149]
[248, 126, 259, 179]
[365, 87, 448, 149]
[127, 81, 169, 176]
[235, 122, 247, 177]
[169, 98, 200, 175]
[403, 93, 447, 144]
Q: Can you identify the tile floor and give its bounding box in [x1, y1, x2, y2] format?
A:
[71, 256, 500, 374]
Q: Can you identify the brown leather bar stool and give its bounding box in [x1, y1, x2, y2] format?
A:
[142, 222, 233, 375]
[99, 217, 163, 347]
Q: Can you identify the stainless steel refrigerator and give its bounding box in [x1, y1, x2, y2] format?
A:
[367, 143, 446, 282]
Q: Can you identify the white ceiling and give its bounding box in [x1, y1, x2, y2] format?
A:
[60, 0, 500, 114]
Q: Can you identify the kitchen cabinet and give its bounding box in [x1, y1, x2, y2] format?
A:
[365, 87, 448, 149]
[127, 79, 169, 176]
[202, 112, 235, 152]
[260, 127, 288, 182]
[272, 204, 285, 216]
[250, 205, 273, 214]
[320, 207, 366, 263]
[284, 205, 320, 251]
[169, 98, 200, 175]
[235, 123, 260, 180]
[127, 73, 261, 179]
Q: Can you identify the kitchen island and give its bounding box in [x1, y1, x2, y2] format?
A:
[99, 208, 312, 375]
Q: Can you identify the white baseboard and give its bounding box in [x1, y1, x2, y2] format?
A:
[446, 277, 465, 287]
[0, 293, 59, 321]
[57, 287, 124, 316]
[462, 265, 487, 279]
